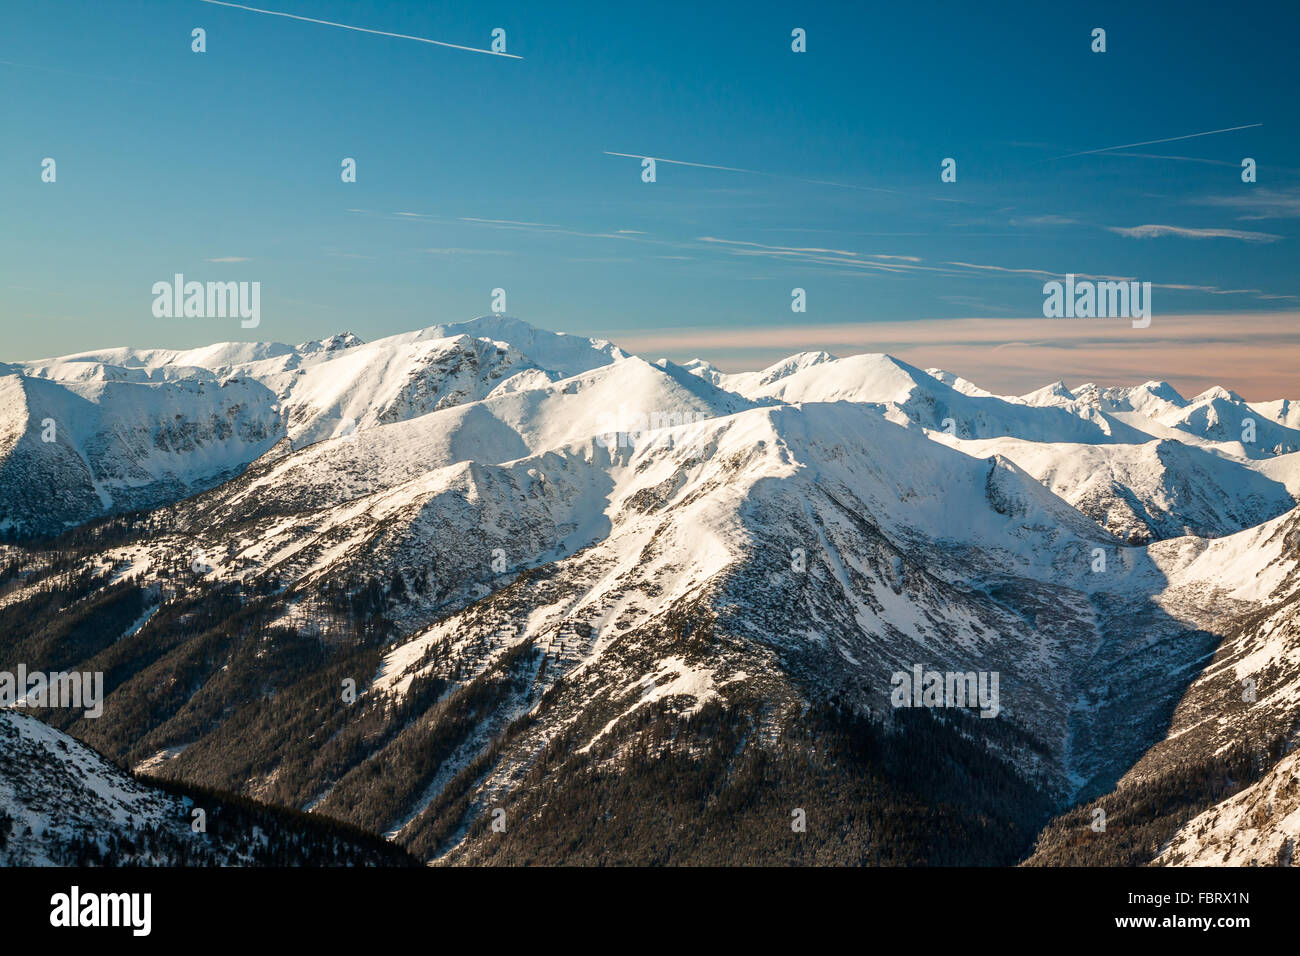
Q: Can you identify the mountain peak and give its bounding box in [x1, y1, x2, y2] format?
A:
[1191, 385, 1245, 404]
[925, 367, 998, 399]
[298, 331, 364, 354]
[394, 315, 629, 376]
[1021, 381, 1076, 406]
[1136, 380, 1186, 404]
[747, 350, 838, 387]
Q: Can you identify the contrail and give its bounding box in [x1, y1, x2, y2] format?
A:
[1052, 123, 1261, 160]
[603, 151, 899, 193]
[196, 0, 522, 58]
[603, 151, 759, 175]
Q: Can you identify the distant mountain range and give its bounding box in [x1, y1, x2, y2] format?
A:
[2, 317, 1297, 866]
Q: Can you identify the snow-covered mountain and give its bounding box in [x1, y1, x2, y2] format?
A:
[1156, 748, 1300, 866]
[2, 317, 1297, 866]
[0, 710, 414, 866]
[1, 317, 625, 535]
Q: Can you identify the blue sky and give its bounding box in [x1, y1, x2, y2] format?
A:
[3, 0, 1298, 390]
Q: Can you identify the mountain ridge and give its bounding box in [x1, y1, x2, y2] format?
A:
[3, 315, 1297, 866]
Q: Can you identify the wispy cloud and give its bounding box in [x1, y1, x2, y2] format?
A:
[603, 151, 900, 194]
[1107, 224, 1282, 242]
[205, 256, 252, 262]
[696, 237, 943, 275]
[422, 248, 513, 256]
[1105, 153, 1240, 167]
[382, 212, 660, 245]
[699, 237, 921, 262]
[689, 235, 1291, 301]
[196, 0, 521, 57]
[1193, 187, 1300, 220]
[943, 260, 1282, 300]
[943, 262, 1134, 282]
[457, 217, 558, 227]
[1009, 214, 1079, 227]
[350, 207, 1297, 304]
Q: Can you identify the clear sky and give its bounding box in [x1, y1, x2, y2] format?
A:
[3, 0, 1298, 395]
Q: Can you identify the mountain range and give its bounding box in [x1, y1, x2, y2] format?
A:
[2, 316, 1297, 866]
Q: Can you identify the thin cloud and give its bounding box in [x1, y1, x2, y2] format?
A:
[196, 0, 521, 58]
[944, 262, 1135, 282]
[1107, 224, 1282, 242]
[1106, 153, 1240, 167]
[1009, 215, 1080, 227]
[458, 217, 558, 227]
[944, 260, 1285, 299]
[1149, 284, 1269, 297]
[698, 237, 949, 275]
[205, 256, 252, 262]
[603, 151, 900, 194]
[1193, 187, 1300, 220]
[372, 211, 683, 250]
[698, 237, 920, 261]
[422, 248, 513, 256]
